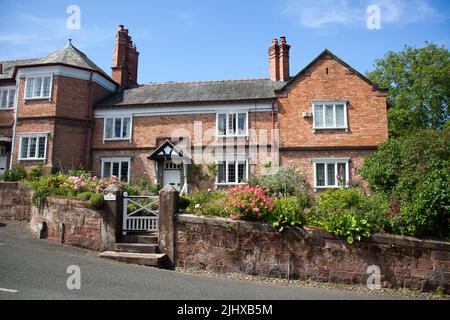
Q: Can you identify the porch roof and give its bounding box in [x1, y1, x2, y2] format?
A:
[148, 140, 191, 162]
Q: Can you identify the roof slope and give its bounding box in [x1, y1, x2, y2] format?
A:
[0, 58, 40, 79]
[0, 41, 111, 80]
[97, 79, 285, 106]
[277, 49, 388, 93]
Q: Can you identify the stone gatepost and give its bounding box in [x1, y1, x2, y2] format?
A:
[100, 184, 123, 251]
[158, 185, 179, 270]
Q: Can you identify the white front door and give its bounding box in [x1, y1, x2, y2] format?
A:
[0, 156, 7, 175]
[0, 146, 7, 175]
[163, 161, 181, 191]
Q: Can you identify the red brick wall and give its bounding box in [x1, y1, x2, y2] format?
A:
[0, 109, 14, 132]
[17, 77, 56, 118]
[13, 73, 112, 172]
[13, 119, 55, 172]
[92, 149, 154, 184]
[277, 53, 388, 148]
[280, 149, 373, 188]
[93, 112, 274, 150]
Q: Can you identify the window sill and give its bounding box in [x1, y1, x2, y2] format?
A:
[215, 182, 248, 186]
[312, 127, 348, 132]
[216, 135, 249, 139]
[103, 138, 131, 142]
[0, 108, 14, 111]
[18, 158, 46, 161]
[314, 185, 348, 190]
[24, 97, 51, 101]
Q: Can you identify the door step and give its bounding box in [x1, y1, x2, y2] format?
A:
[99, 251, 167, 268]
[122, 235, 158, 244]
[115, 243, 159, 254]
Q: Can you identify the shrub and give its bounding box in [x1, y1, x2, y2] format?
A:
[28, 165, 43, 181]
[178, 196, 190, 211]
[31, 186, 50, 209]
[1, 164, 28, 181]
[315, 188, 389, 232]
[225, 185, 275, 221]
[248, 166, 309, 196]
[320, 210, 372, 244]
[186, 191, 228, 217]
[77, 191, 94, 201]
[270, 196, 308, 231]
[310, 188, 389, 243]
[360, 129, 450, 238]
[89, 193, 104, 209]
[394, 169, 450, 238]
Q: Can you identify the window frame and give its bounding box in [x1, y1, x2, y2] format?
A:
[100, 157, 131, 183]
[24, 75, 53, 100]
[103, 115, 133, 142]
[215, 158, 249, 185]
[18, 133, 48, 161]
[0, 87, 16, 109]
[311, 100, 348, 130]
[312, 158, 350, 189]
[216, 111, 248, 138]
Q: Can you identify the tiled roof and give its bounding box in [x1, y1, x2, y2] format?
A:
[0, 41, 111, 80]
[97, 78, 285, 106]
[0, 58, 40, 79]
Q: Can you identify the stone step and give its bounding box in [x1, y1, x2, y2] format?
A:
[99, 251, 167, 267]
[115, 243, 159, 254]
[122, 235, 158, 244]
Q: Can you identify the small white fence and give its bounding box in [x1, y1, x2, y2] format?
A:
[122, 192, 159, 235]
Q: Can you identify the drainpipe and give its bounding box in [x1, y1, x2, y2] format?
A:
[84, 71, 93, 169]
[9, 76, 21, 170]
[271, 98, 275, 129]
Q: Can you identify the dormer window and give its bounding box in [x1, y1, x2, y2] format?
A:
[312, 100, 348, 130]
[25, 75, 52, 99]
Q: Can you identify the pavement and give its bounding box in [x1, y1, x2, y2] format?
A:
[0, 221, 405, 300]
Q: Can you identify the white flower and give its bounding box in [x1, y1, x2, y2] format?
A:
[207, 188, 212, 192]
[194, 204, 201, 209]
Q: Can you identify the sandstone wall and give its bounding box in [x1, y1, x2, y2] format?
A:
[175, 214, 450, 293]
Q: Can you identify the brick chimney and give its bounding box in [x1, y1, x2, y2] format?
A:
[112, 25, 139, 89]
[268, 39, 280, 81]
[278, 36, 290, 81]
[268, 36, 290, 81]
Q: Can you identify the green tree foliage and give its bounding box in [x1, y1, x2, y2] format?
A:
[360, 129, 450, 238]
[367, 43, 450, 137]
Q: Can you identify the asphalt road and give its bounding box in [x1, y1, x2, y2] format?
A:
[0, 221, 400, 300]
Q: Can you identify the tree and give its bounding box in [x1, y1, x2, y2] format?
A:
[367, 43, 450, 137]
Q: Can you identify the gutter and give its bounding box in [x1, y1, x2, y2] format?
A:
[9, 77, 21, 170]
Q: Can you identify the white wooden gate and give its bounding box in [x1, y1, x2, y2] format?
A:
[122, 192, 159, 235]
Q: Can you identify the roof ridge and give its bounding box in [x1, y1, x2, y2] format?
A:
[143, 77, 271, 87]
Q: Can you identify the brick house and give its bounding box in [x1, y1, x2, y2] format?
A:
[0, 26, 388, 192]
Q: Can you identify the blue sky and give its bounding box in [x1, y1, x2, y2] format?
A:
[0, 0, 449, 84]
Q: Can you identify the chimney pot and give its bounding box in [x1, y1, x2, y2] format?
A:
[119, 24, 125, 30]
[280, 36, 286, 44]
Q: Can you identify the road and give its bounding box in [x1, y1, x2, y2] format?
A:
[0, 221, 401, 300]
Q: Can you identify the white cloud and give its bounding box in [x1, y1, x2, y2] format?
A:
[0, 11, 115, 59]
[284, 0, 445, 29]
